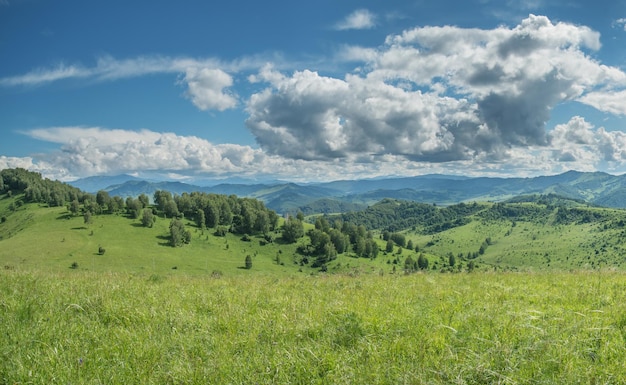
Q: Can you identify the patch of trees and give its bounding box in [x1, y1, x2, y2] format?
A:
[294, 199, 366, 216]
[335, 199, 484, 233]
[285, 215, 380, 269]
[478, 202, 551, 223]
[403, 253, 429, 273]
[151, 191, 279, 236]
[0, 168, 84, 208]
[553, 207, 609, 225]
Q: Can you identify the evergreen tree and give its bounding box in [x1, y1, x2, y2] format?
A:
[417, 253, 429, 270]
[245, 255, 253, 269]
[404, 256, 415, 273]
[386, 239, 394, 253]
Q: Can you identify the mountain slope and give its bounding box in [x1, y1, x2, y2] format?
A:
[69, 171, 626, 212]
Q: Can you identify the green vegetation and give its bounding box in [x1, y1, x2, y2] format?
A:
[5, 169, 626, 382]
[2, 270, 626, 384]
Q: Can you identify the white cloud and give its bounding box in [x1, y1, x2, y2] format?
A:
[0, 156, 72, 181]
[614, 18, 626, 31]
[246, 14, 626, 168]
[0, 55, 240, 112]
[578, 90, 626, 115]
[0, 64, 91, 86]
[335, 9, 377, 31]
[182, 68, 238, 111]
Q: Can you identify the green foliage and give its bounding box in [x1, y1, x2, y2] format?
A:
[389, 232, 406, 247]
[282, 217, 304, 243]
[141, 209, 156, 228]
[0, 168, 83, 207]
[417, 253, 429, 270]
[336, 199, 484, 233]
[385, 239, 394, 253]
[169, 218, 191, 247]
[83, 211, 92, 225]
[245, 255, 252, 269]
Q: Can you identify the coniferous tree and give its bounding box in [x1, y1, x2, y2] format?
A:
[417, 253, 429, 270]
[386, 239, 394, 253]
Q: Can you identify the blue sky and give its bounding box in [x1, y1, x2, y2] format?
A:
[1, 0, 626, 182]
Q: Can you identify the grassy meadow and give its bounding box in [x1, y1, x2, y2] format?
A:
[3, 194, 626, 383]
[2, 269, 626, 384]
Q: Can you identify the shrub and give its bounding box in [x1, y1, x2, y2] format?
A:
[245, 255, 252, 270]
[98, 246, 106, 255]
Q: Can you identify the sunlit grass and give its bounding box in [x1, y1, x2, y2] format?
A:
[2, 269, 625, 384]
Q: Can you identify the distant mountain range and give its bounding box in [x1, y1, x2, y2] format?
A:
[68, 170, 626, 214]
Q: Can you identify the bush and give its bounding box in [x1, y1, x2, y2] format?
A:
[98, 246, 106, 255]
[70, 262, 78, 269]
[245, 255, 252, 270]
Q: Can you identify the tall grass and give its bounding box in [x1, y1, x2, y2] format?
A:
[2, 269, 625, 384]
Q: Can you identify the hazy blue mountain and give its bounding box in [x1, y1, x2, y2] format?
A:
[69, 174, 141, 193]
[71, 171, 626, 212]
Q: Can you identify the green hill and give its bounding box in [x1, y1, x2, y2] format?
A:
[3, 168, 626, 274]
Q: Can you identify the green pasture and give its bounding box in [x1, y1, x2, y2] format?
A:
[0, 199, 305, 276]
[2, 270, 626, 384]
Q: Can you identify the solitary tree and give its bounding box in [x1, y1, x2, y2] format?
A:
[69, 199, 80, 216]
[385, 239, 394, 253]
[169, 218, 191, 247]
[448, 253, 456, 267]
[141, 209, 155, 228]
[245, 255, 253, 269]
[83, 211, 92, 225]
[417, 253, 429, 270]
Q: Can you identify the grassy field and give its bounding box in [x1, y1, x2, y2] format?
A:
[2, 269, 626, 384]
[3, 194, 626, 383]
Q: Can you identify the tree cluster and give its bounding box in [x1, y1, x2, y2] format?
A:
[284, 215, 380, 269]
[1, 168, 84, 208]
[336, 199, 483, 233]
[153, 190, 279, 236]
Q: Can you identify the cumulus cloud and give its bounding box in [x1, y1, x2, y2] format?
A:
[182, 68, 238, 111]
[614, 18, 626, 31]
[335, 9, 377, 30]
[13, 126, 512, 182]
[247, 15, 626, 166]
[548, 116, 626, 166]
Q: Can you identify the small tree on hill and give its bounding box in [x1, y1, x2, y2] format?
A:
[386, 239, 394, 253]
[141, 209, 155, 228]
[83, 211, 92, 225]
[245, 255, 252, 270]
[417, 253, 429, 270]
[448, 253, 456, 267]
[170, 218, 191, 247]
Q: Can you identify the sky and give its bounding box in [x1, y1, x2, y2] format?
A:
[1, 0, 626, 183]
